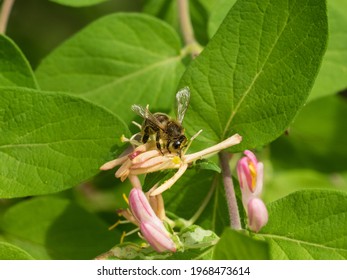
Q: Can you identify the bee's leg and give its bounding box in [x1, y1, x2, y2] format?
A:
[156, 131, 164, 155]
[142, 127, 151, 143]
[166, 140, 172, 154]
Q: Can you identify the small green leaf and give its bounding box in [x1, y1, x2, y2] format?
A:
[49, 0, 108, 7]
[0, 87, 129, 198]
[309, 0, 347, 101]
[0, 197, 118, 260]
[97, 225, 218, 260]
[0, 35, 38, 89]
[213, 228, 269, 260]
[259, 190, 347, 259]
[194, 159, 221, 173]
[0, 242, 34, 260]
[179, 224, 218, 249]
[35, 13, 185, 123]
[180, 0, 328, 152]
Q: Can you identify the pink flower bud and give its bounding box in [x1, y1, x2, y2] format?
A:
[140, 222, 177, 252]
[128, 188, 157, 224]
[237, 150, 263, 195]
[247, 198, 268, 232]
[128, 188, 176, 252]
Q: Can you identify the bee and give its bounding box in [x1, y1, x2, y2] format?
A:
[131, 87, 190, 156]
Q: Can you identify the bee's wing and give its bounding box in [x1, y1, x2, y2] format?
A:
[176, 86, 190, 124]
[131, 104, 166, 130]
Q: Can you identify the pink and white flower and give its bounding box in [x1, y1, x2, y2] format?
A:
[122, 187, 176, 252]
[237, 150, 268, 232]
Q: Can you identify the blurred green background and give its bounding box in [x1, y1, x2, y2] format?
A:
[6, 0, 143, 68]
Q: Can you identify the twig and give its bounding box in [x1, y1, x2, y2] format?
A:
[0, 0, 15, 34]
[219, 151, 242, 230]
[177, 0, 202, 58]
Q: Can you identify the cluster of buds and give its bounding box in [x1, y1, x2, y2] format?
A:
[237, 150, 268, 232]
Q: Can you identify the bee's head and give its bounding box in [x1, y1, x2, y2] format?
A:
[170, 135, 187, 155]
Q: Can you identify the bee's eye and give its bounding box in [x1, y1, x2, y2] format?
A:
[173, 141, 181, 150]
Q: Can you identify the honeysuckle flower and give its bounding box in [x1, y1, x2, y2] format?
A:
[247, 197, 268, 232]
[237, 150, 264, 209]
[236, 150, 268, 232]
[117, 187, 176, 252]
[100, 133, 242, 195]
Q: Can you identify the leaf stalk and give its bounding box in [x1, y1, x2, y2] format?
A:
[0, 0, 15, 34]
[177, 0, 202, 58]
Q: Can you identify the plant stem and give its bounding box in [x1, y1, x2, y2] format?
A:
[0, 0, 15, 34]
[177, 0, 202, 58]
[219, 151, 242, 230]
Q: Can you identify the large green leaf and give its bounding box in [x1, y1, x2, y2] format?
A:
[0, 35, 38, 89]
[259, 190, 347, 259]
[35, 13, 185, 123]
[309, 0, 347, 100]
[0, 87, 129, 198]
[208, 0, 237, 38]
[0, 242, 34, 260]
[180, 0, 328, 152]
[0, 197, 118, 259]
[213, 228, 269, 260]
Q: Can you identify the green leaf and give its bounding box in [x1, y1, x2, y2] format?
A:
[193, 159, 221, 173]
[259, 190, 347, 259]
[143, 170, 175, 193]
[0, 242, 34, 260]
[49, 0, 108, 7]
[163, 169, 217, 222]
[208, 0, 237, 38]
[195, 175, 246, 236]
[309, 0, 347, 101]
[0, 197, 118, 259]
[0, 87, 129, 198]
[163, 166, 244, 236]
[213, 228, 269, 260]
[270, 95, 347, 173]
[0, 35, 38, 89]
[97, 225, 218, 260]
[180, 0, 328, 152]
[35, 13, 185, 123]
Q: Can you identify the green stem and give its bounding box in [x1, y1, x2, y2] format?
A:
[177, 0, 202, 58]
[0, 0, 15, 34]
[219, 151, 242, 230]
